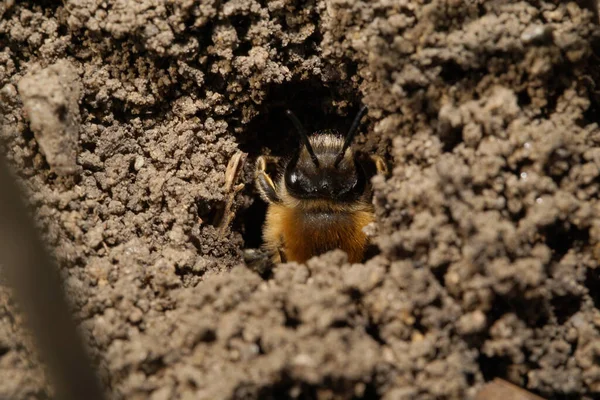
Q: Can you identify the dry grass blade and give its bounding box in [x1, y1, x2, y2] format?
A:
[218, 150, 247, 235]
[0, 153, 105, 400]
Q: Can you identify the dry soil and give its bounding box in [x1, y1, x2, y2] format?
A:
[1, 1, 600, 399]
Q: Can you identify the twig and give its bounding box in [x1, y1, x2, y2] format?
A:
[218, 151, 247, 235]
[0, 153, 105, 400]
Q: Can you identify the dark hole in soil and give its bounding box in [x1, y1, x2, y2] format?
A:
[256, 375, 379, 400]
[365, 320, 385, 345]
[81, 141, 97, 153]
[551, 294, 582, 325]
[411, 313, 430, 337]
[346, 287, 362, 302]
[140, 357, 165, 375]
[585, 267, 600, 309]
[235, 40, 252, 56]
[56, 104, 68, 122]
[431, 262, 450, 288]
[128, 158, 137, 174]
[234, 79, 366, 250]
[231, 15, 252, 40]
[517, 89, 532, 107]
[478, 354, 511, 381]
[359, 382, 379, 399]
[22, 126, 35, 142]
[543, 153, 573, 186]
[439, 60, 467, 84]
[196, 198, 223, 227]
[255, 376, 318, 400]
[205, 69, 227, 92]
[18, 0, 62, 11]
[542, 221, 589, 262]
[514, 296, 550, 328]
[438, 125, 463, 152]
[231, 15, 253, 56]
[199, 328, 217, 343]
[540, 97, 557, 120]
[489, 295, 550, 328]
[331, 319, 351, 329]
[284, 307, 301, 328]
[240, 199, 268, 248]
[465, 372, 476, 386]
[236, 80, 363, 156]
[580, 80, 600, 127]
[363, 243, 382, 261]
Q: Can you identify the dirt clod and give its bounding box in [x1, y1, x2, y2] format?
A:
[17, 60, 82, 175]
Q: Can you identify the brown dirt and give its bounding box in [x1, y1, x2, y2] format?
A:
[1, 0, 600, 399]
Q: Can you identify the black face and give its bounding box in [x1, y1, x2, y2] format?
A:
[284, 152, 367, 201]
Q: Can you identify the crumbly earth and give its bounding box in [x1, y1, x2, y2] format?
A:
[1, 0, 600, 399]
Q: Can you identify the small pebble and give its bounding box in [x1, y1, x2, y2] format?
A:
[134, 156, 145, 171]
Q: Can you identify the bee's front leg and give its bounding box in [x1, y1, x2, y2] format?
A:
[255, 156, 281, 204]
[371, 155, 388, 176]
[253, 156, 289, 265]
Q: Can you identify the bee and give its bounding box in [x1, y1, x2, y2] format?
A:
[254, 106, 387, 264]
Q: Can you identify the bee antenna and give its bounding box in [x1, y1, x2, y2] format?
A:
[334, 105, 368, 167]
[285, 109, 320, 167]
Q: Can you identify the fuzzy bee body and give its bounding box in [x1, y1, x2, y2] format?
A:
[255, 108, 386, 264]
[264, 205, 374, 263]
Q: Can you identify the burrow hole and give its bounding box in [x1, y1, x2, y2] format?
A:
[542, 221, 589, 262]
[586, 267, 600, 309]
[231, 80, 370, 250]
[551, 294, 583, 325]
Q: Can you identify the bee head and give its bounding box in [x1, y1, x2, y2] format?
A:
[283, 107, 370, 201]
